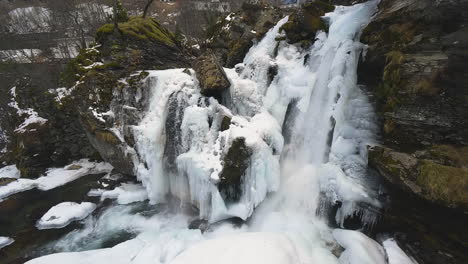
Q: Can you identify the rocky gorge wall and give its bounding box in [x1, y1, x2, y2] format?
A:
[358, 0, 468, 263]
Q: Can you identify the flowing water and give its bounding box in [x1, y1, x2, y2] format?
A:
[28, 1, 415, 263]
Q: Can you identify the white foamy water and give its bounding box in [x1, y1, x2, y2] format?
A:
[28, 1, 416, 263]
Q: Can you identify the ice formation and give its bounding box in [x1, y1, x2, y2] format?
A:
[0, 236, 14, 249]
[36, 202, 97, 230]
[28, 1, 399, 263]
[383, 238, 417, 264]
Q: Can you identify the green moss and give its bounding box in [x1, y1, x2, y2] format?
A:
[226, 38, 253, 67]
[417, 160, 468, 207]
[97, 17, 176, 46]
[429, 145, 468, 167]
[377, 51, 405, 112]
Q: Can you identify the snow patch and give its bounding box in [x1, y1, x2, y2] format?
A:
[36, 202, 97, 230]
[0, 165, 20, 179]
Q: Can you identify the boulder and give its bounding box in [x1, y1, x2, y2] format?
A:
[193, 52, 231, 101]
[368, 145, 468, 211]
[279, 1, 334, 45]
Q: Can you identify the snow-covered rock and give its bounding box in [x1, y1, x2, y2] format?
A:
[36, 202, 97, 230]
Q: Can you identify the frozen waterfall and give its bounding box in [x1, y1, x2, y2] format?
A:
[28, 1, 413, 264]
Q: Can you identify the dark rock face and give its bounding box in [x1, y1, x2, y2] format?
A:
[206, 2, 287, 67]
[163, 91, 190, 172]
[360, 0, 468, 208]
[193, 52, 231, 101]
[360, 0, 468, 262]
[0, 75, 97, 178]
[218, 137, 252, 203]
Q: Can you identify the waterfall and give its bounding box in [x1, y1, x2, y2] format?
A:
[133, 1, 381, 226]
[29, 1, 408, 264]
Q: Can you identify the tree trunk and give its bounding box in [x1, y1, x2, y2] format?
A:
[143, 0, 155, 18]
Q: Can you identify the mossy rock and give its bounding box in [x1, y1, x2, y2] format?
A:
[96, 17, 177, 47]
[279, 1, 332, 45]
[417, 160, 468, 209]
[226, 38, 254, 68]
[428, 145, 468, 168]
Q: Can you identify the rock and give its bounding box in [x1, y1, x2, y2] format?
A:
[218, 137, 252, 203]
[359, 0, 468, 149]
[368, 145, 468, 211]
[279, 1, 334, 45]
[0, 74, 98, 178]
[192, 52, 231, 102]
[206, 2, 287, 67]
[360, 0, 468, 210]
[163, 90, 190, 172]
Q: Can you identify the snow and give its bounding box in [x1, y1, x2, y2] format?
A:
[171, 233, 301, 264]
[383, 238, 417, 264]
[333, 229, 386, 264]
[0, 160, 112, 201]
[0, 165, 20, 179]
[100, 183, 149, 204]
[0, 236, 14, 249]
[36, 202, 97, 230]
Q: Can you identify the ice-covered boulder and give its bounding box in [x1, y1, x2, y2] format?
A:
[36, 202, 96, 230]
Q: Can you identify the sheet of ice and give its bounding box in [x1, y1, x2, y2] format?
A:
[0, 160, 112, 201]
[383, 238, 417, 264]
[333, 229, 386, 264]
[36, 202, 97, 230]
[0, 165, 20, 179]
[0, 236, 14, 249]
[100, 183, 149, 204]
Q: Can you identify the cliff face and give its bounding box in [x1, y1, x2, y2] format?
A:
[360, 1, 468, 263]
[359, 0, 468, 211]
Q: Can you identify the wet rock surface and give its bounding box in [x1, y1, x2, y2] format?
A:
[193, 52, 231, 102]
